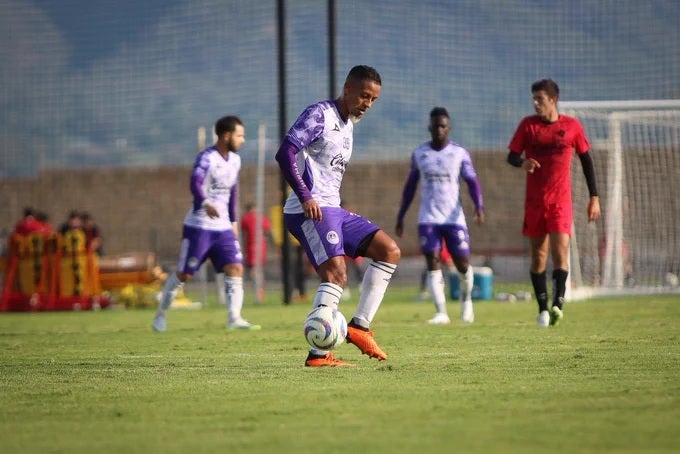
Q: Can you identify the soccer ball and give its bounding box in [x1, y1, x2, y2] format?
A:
[303, 305, 348, 350]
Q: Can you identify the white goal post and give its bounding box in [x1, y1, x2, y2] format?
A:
[561, 100, 680, 300]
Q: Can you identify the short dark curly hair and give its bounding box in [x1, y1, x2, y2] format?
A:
[214, 116, 243, 137]
[430, 107, 449, 119]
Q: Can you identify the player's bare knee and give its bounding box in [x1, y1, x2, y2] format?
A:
[426, 254, 439, 269]
[531, 250, 548, 270]
[323, 269, 347, 288]
[317, 261, 348, 287]
[384, 241, 401, 264]
[454, 257, 469, 273]
[223, 263, 243, 277]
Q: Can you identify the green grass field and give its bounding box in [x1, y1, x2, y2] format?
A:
[1, 286, 678, 453]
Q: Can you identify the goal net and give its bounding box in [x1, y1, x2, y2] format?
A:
[561, 100, 680, 299]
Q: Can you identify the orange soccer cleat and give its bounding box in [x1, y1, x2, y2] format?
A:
[305, 352, 355, 367]
[346, 325, 388, 361]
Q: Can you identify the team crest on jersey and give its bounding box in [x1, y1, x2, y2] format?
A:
[326, 230, 340, 245]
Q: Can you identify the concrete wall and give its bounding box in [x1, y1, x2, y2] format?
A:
[0, 152, 530, 265]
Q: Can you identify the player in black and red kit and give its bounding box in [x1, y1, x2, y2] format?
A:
[507, 79, 600, 327]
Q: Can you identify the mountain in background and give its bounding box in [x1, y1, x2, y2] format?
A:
[1, 0, 678, 176]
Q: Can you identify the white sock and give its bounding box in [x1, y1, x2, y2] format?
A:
[353, 260, 397, 328]
[459, 266, 474, 303]
[309, 282, 344, 356]
[226, 276, 244, 322]
[428, 269, 448, 314]
[159, 272, 183, 312]
[215, 272, 226, 306]
[312, 282, 343, 311]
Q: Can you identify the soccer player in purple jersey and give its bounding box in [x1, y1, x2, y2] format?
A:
[152, 116, 260, 332]
[395, 107, 485, 325]
[275, 65, 401, 367]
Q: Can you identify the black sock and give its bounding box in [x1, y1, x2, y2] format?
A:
[531, 271, 548, 312]
[348, 318, 369, 330]
[552, 269, 569, 309]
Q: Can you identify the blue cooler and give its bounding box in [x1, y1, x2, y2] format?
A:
[449, 266, 494, 300]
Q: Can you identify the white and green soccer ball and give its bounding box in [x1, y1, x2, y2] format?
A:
[303, 305, 348, 350]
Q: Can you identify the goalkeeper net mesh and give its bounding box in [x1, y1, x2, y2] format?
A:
[1, 0, 678, 292]
[562, 101, 680, 298]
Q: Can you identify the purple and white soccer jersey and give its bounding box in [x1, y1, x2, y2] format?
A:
[177, 147, 243, 274]
[411, 141, 480, 226]
[397, 140, 483, 258]
[184, 147, 240, 231]
[278, 101, 379, 268]
[282, 100, 352, 214]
